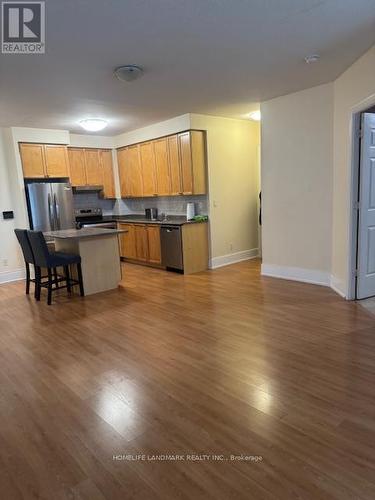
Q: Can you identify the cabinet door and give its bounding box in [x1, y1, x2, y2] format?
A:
[19, 143, 46, 178]
[119, 224, 137, 259]
[134, 225, 149, 261]
[85, 149, 103, 185]
[168, 135, 182, 195]
[100, 150, 115, 198]
[117, 148, 132, 197]
[147, 225, 161, 264]
[139, 142, 157, 197]
[68, 148, 86, 186]
[178, 132, 193, 194]
[154, 138, 171, 196]
[44, 145, 70, 178]
[128, 145, 143, 197]
[190, 131, 206, 195]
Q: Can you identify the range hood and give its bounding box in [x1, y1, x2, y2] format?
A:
[73, 185, 103, 193]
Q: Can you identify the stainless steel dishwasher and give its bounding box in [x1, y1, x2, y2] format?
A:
[161, 225, 183, 271]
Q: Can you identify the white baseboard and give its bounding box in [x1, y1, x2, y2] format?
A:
[0, 267, 25, 285]
[261, 263, 330, 287]
[330, 275, 347, 298]
[209, 248, 259, 269]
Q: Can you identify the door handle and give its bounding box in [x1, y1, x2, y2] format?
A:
[53, 193, 60, 230]
[48, 193, 54, 230]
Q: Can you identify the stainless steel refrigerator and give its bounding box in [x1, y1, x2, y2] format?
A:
[25, 179, 75, 232]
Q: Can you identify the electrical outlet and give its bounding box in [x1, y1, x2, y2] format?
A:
[2, 259, 8, 267]
[229, 243, 233, 251]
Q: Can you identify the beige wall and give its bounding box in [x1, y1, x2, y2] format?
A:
[332, 46, 375, 296]
[261, 83, 334, 283]
[190, 114, 260, 262]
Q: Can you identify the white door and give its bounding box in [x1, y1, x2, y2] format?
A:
[357, 113, 375, 299]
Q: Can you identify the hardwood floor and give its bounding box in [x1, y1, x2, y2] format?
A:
[1, 259, 375, 499]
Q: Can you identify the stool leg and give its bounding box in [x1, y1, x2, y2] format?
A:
[65, 265, 71, 293]
[47, 269, 53, 305]
[54, 268, 59, 289]
[77, 263, 84, 297]
[35, 266, 41, 301]
[25, 262, 30, 295]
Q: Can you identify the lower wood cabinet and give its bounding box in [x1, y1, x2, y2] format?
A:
[118, 223, 161, 265]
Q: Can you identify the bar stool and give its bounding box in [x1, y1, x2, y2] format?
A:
[27, 230, 84, 305]
[14, 229, 38, 297]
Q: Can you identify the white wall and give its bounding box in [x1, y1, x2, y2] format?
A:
[331, 46, 375, 297]
[190, 114, 260, 266]
[261, 83, 334, 285]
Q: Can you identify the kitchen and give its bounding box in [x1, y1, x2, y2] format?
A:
[19, 129, 210, 300]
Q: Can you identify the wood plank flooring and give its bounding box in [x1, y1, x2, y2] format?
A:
[1, 259, 375, 499]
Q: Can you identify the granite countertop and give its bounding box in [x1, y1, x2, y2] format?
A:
[102, 214, 208, 226]
[44, 228, 127, 239]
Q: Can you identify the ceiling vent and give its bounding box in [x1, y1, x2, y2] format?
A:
[114, 65, 144, 82]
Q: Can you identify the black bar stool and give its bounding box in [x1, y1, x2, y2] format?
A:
[27, 230, 84, 305]
[14, 229, 38, 297]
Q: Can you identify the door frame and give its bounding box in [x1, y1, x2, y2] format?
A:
[348, 96, 375, 300]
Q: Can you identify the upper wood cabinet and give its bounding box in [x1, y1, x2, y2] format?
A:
[67, 147, 115, 199]
[139, 142, 157, 197]
[68, 148, 87, 186]
[178, 131, 206, 195]
[20, 143, 69, 178]
[19, 144, 46, 178]
[154, 138, 171, 196]
[167, 135, 182, 195]
[116, 130, 206, 198]
[85, 149, 102, 186]
[118, 145, 143, 197]
[100, 150, 116, 199]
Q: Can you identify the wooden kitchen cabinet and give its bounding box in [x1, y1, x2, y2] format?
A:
[139, 142, 157, 197]
[68, 148, 87, 186]
[119, 223, 137, 259]
[19, 143, 46, 178]
[178, 131, 206, 195]
[100, 149, 116, 198]
[20, 143, 70, 178]
[154, 138, 171, 196]
[44, 145, 70, 177]
[134, 225, 149, 261]
[147, 225, 161, 264]
[85, 149, 102, 185]
[167, 135, 182, 195]
[118, 145, 143, 197]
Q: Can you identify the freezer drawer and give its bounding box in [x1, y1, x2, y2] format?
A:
[161, 225, 183, 270]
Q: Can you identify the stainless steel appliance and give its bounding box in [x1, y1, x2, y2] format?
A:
[75, 208, 116, 229]
[161, 225, 183, 271]
[25, 179, 75, 232]
[145, 207, 158, 220]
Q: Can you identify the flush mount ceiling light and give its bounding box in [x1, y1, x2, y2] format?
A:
[114, 64, 144, 82]
[79, 118, 108, 132]
[304, 54, 320, 64]
[248, 110, 261, 121]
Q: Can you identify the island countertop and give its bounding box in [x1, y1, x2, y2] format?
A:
[44, 228, 126, 239]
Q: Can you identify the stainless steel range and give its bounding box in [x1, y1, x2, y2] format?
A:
[75, 208, 116, 229]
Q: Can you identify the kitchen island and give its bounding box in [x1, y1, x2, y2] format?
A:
[44, 228, 125, 295]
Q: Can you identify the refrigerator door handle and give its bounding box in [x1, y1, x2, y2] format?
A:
[53, 193, 60, 230]
[47, 193, 55, 230]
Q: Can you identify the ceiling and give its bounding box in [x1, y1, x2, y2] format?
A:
[0, 0, 374, 135]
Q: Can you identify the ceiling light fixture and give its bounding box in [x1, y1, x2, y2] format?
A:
[114, 65, 144, 82]
[79, 118, 108, 132]
[304, 54, 320, 64]
[248, 110, 261, 121]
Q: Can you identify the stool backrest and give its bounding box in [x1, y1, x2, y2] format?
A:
[14, 229, 34, 264]
[27, 230, 51, 267]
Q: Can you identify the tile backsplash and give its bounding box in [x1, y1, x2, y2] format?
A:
[73, 193, 208, 217]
